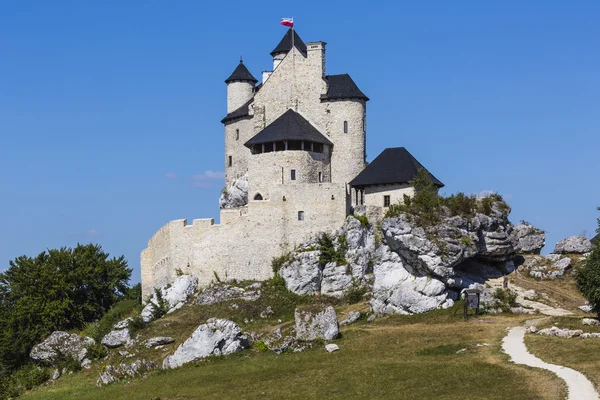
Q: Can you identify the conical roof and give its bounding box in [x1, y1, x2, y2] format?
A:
[225, 60, 258, 84]
[270, 28, 307, 57]
[245, 109, 332, 147]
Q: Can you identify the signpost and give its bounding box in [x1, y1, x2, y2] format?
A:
[463, 289, 481, 320]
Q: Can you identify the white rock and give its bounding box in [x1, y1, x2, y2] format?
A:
[114, 318, 133, 330]
[295, 306, 339, 341]
[514, 223, 546, 254]
[101, 329, 131, 348]
[162, 319, 248, 369]
[340, 311, 361, 326]
[554, 236, 593, 254]
[325, 344, 339, 353]
[219, 174, 248, 209]
[582, 318, 600, 326]
[536, 326, 583, 338]
[580, 333, 600, 339]
[141, 275, 198, 323]
[30, 331, 95, 366]
[579, 305, 594, 313]
[144, 337, 175, 348]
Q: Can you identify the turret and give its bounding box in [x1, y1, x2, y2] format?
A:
[270, 28, 307, 70]
[225, 59, 257, 113]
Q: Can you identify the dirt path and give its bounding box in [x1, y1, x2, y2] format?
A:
[502, 322, 598, 400]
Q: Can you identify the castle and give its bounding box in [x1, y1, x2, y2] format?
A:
[141, 29, 442, 298]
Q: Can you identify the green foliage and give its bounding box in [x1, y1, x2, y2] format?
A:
[271, 253, 293, 274]
[318, 234, 347, 266]
[81, 299, 139, 342]
[85, 342, 108, 360]
[123, 283, 142, 305]
[460, 236, 472, 245]
[128, 315, 146, 334]
[343, 280, 368, 304]
[0, 244, 131, 373]
[384, 168, 510, 227]
[491, 288, 518, 312]
[576, 207, 600, 313]
[175, 268, 184, 277]
[149, 288, 170, 320]
[254, 341, 268, 352]
[354, 215, 369, 228]
[0, 363, 50, 399]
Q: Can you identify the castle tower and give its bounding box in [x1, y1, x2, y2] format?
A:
[270, 28, 307, 70]
[224, 59, 257, 113]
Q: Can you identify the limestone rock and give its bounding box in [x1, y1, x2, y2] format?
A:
[340, 311, 361, 326]
[144, 337, 175, 348]
[579, 305, 594, 313]
[580, 333, 600, 339]
[196, 282, 261, 305]
[554, 236, 593, 254]
[219, 174, 248, 209]
[101, 328, 131, 349]
[536, 326, 583, 338]
[279, 250, 322, 295]
[96, 359, 156, 387]
[514, 223, 546, 254]
[294, 306, 339, 341]
[30, 331, 95, 366]
[114, 318, 133, 330]
[582, 318, 600, 326]
[162, 319, 248, 369]
[141, 274, 198, 323]
[325, 344, 340, 353]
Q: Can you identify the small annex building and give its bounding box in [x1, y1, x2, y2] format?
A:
[350, 147, 443, 217]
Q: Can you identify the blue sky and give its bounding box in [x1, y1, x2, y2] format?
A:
[1, 1, 599, 283]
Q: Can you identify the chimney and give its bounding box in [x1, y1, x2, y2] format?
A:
[306, 42, 326, 77]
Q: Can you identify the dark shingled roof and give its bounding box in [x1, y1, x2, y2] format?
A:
[270, 28, 307, 57]
[322, 74, 369, 101]
[245, 109, 332, 147]
[221, 98, 253, 124]
[225, 60, 258, 84]
[349, 147, 444, 188]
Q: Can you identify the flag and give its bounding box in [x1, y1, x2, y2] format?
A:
[280, 18, 294, 28]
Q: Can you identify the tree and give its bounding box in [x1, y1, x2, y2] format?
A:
[0, 244, 131, 372]
[575, 207, 600, 314]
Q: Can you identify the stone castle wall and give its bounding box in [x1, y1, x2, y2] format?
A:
[141, 182, 348, 299]
[224, 118, 254, 186]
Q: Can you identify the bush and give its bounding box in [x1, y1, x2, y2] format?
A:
[271, 253, 293, 274]
[491, 288, 518, 313]
[318, 234, 347, 266]
[0, 363, 51, 398]
[86, 342, 108, 360]
[149, 288, 170, 320]
[127, 315, 146, 334]
[576, 207, 600, 313]
[81, 299, 139, 342]
[344, 280, 368, 304]
[354, 215, 369, 228]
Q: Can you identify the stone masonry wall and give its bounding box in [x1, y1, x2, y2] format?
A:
[365, 183, 414, 210]
[224, 118, 254, 186]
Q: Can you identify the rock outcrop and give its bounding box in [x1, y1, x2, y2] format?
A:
[101, 328, 131, 348]
[219, 174, 248, 209]
[144, 337, 175, 348]
[513, 223, 546, 254]
[196, 282, 261, 305]
[295, 306, 339, 341]
[96, 359, 156, 386]
[162, 319, 248, 369]
[141, 274, 198, 323]
[340, 311, 361, 326]
[30, 331, 95, 367]
[554, 236, 593, 254]
[519, 255, 572, 279]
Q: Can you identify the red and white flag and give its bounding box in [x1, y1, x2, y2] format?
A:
[280, 17, 294, 28]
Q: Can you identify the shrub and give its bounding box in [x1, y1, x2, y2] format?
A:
[575, 207, 600, 313]
[86, 342, 108, 360]
[318, 234, 347, 266]
[81, 299, 139, 342]
[149, 288, 170, 320]
[460, 236, 472, 245]
[175, 268, 184, 277]
[491, 288, 518, 312]
[127, 315, 146, 334]
[0, 364, 50, 398]
[271, 253, 293, 274]
[344, 280, 368, 304]
[254, 341, 268, 352]
[354, 215, 369, 228]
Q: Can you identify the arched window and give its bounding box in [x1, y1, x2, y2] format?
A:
[254, 193, 263, 201]
[343, 120, 348, 133]
[236, 129, 239, 140]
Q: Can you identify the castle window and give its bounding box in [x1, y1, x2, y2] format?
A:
[275, 141, 286, 151]
[343, 120, 348, 133]
[288, 140, 302, 150]
[318, 172, 323, 182]
[254, 193, 263, 201]
[313, 143, 323, 153]
[291, 169, 296, 181]
[383, 195, 391, 207]
[264, 142, 274, 153]
[298, 211, 304, 221]
[236, 129, 239, 140]
[228, 156, 232, 167]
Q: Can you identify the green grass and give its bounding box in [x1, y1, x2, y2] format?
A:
[526, 315, 600, 390]
[23, 304, 565, 400]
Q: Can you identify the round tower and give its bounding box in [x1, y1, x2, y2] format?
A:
[225, 59, 257, 113]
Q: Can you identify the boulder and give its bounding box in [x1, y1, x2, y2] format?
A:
[580, 333, 600, 339]
[101, 328, 131, 349]
[582, 318, 600, 326]
[579, 305, 594, 313]
[196, 283, 261, 305]
[279, 250, 322, 295]
[554, 236, 593, 254]
[340, 311, 361, 326]
[513, 223, 545, 254]
[141, 274, 199, 323]
[144, 337, 175, 348]
[295, 306, 339, 341]
[114, 318, 133, 330]
[325, 344, 340, 353]
[30, 331, 95, 366]
[162, 319, 248, 369]
[219, 174, 248, 209]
